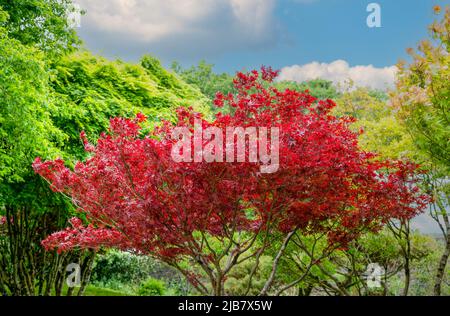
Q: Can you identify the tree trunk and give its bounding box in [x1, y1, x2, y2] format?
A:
[77, 251, 96, 296]
[402, 223, 411, 296]
[434, 217, 450, 296]
[260, 230, 296, 295]
[0, 203, 97, 296]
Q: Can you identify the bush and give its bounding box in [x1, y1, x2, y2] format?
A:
[138, 278, 166, 296]
[91, 250, 160, 285]
[91, 250, 189, 295]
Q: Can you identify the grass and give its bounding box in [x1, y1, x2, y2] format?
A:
[55, 284, 132, 296]
[82, 285, 131, 296]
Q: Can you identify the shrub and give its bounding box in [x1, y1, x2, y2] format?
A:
[91, 249, 182, 284]
[138, 278, 166, 296]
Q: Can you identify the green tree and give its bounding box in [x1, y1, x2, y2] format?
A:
[171, 60, 235, 102]
[333, 86, 417, 161]
[171, 61, 339, 106]
[0, 18, 95, 295]
[50, 53, 209, 160]
[392, 6, 450, 296]
[275, 79, 339, 100]
[269, 230, 436, 296]
[0, 0, 81, 57]
[393, 7, 449, 169]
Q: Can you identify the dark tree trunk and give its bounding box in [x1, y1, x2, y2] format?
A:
[434, 216, 450, 296]
[77, 251, 96, 296]
[0, 204, 96, 296]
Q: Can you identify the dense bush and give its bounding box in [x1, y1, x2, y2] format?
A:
[91, 250, 188, 295]
[138, 278, 167, 296]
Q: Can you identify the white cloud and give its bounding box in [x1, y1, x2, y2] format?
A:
[230, 0, 277, 37]
[277, 60, 398, 90]
[76, 0, 277, 60]
[77, 0, 221, 42]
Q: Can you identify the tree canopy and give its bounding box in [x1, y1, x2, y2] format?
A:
[0, 0, 81, 56]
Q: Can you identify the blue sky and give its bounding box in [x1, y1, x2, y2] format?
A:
[75, 0, 447, 90]
[226, 0, 445, 70]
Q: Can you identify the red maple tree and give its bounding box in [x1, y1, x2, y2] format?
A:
[33, 68, 428, 295]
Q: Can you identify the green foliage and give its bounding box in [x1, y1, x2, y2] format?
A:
[50, 52, 210, 160]
[138, 278, 167, 296]
[274, 79, 339, 100]
[91, 250, 187, 295]
[392, 7, 450, 170]
[171, 60, 236, 101]
[225, 256, 273, 295]
[0, 0, 81, 57]
[0, 27, 71, 215]
[391, 8, 450, 296]
[91, 250, 162, 286]
[0, 33, 61, 183]
[171, 60, 339, 117]
[270, 229, 440, 296]
[0, 34, 209, 206]
[386, 233, 446, 296]
[333, 86, 418, 161]
[81, 285, 130, 297]
[172, 60, 339, 101]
